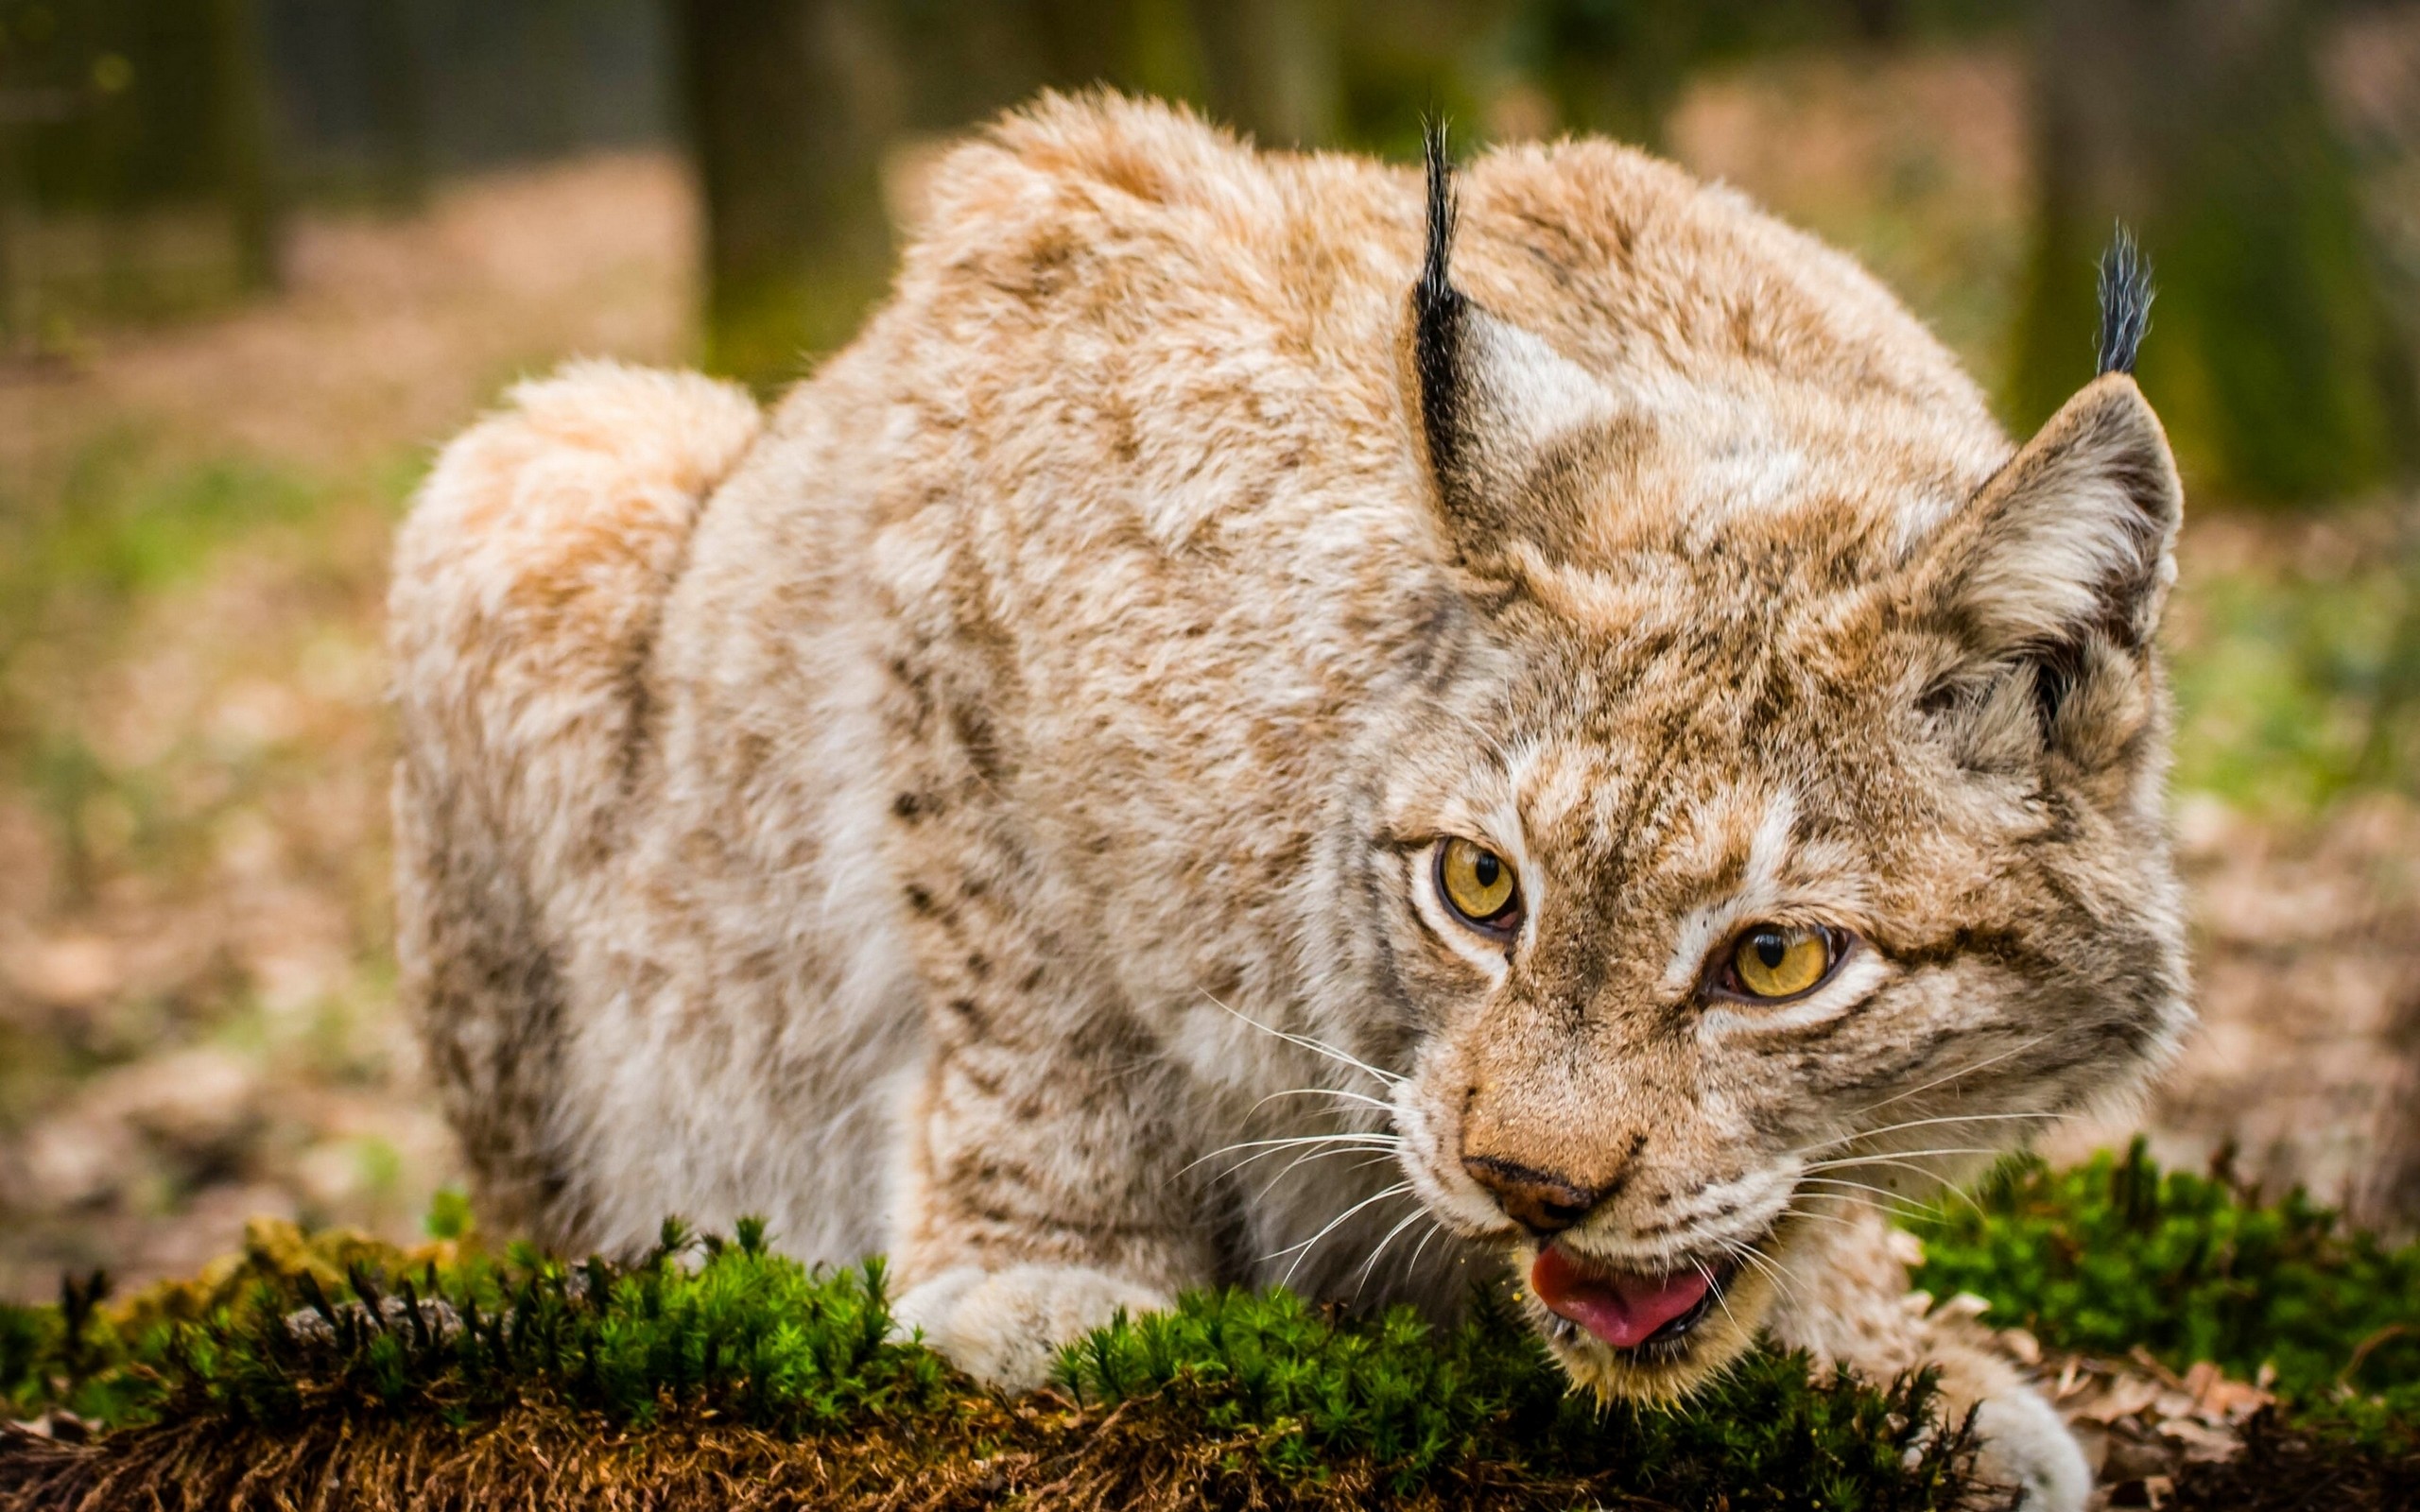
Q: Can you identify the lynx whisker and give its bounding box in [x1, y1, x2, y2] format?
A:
[1792, 1176, 1953, 1220]
[1353, 1208, 1439, 1301]
[1247, 1086, 1397, 1117]
[1203, 993, 1403, 1088]
[1801, 1146, 2003, 1174]
[1690, 1253, 1752, 1338]
[1842, 1036, 2057, 1120]
[1796, 1109, 2055, 1159]
[1255, 1148, 1401, 1204]
[1718, 1236, 1804, 1310]
[1184, 1132, 1400, 1178]
[1797, 1156, 1996, 1213]
[1758, 1202, 1873, 1235]
[1271, 1181, 1415, 1290]
[1400, 1216, 1446, 1286]
[1199, 1142, 1400, 1190]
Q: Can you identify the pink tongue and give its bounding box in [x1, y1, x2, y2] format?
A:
[1530, 1246, 1712, 1349]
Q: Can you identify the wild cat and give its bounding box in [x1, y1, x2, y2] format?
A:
[390, 94, 2187, 1507]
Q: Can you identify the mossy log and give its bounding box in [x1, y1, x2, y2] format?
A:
[6, 1146, 2419, 1511]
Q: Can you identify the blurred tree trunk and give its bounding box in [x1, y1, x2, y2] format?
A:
[1192, 0, 1340, 147]
[1511, 0, 1910, 153]
[527, 0, 587, 160]
[1020, 0, 1144, 91]
[2010, 0, 2410, 501]
[0, 146, 20, 348]
[8, 0, 285, 313]
[361, 0, 431, 210]
[207, 0, 281, 291]
[1516, 0, 1702, 149]
[669, 0, 899, 389]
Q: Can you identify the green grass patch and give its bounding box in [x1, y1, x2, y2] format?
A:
[0, 431, 329, 667]
[2167, 537, 2420, 812]
[2168, 527, 2420, 813]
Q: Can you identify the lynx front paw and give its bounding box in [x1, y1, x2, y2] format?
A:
[893, 1263, 1173, 1392]
[1968, 1384, 2092, 1512]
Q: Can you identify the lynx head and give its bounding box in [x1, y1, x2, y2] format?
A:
[1379, 136, 2188, 1399]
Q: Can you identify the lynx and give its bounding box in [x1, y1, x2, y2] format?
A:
[391, 94, 2188, 1509]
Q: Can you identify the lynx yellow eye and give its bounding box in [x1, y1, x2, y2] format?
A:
[1728, 924, 1833, 999]
[1437, 838, 1520, 930]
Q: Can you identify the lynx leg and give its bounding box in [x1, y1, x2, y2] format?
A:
[883, 885, 1218, 1383]
[876, 774, 1217, 1386]
[390, 362, 760, 1238]
[1767, 1205, 2089, 1512]
[884, 914, 1218, 1383]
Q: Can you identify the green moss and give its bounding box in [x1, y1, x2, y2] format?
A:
[9, 1145, 2417, 1506]
[1, 1216, 1978, 1508]
[1056, 1284, 1969, 1505]
[81, 1220, 947, 1435]
[0, 1297, 61, 1416]
[1908, 1140, 2420, 1414]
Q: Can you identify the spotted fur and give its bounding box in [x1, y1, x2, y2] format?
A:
[391, 94, 2188, 1512]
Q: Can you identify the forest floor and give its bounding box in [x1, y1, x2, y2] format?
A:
[0, 150, 695, 1297]
[1, 43, 2417, 1319]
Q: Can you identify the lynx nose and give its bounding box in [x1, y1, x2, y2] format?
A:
[1461, 1155, 1608, 1235]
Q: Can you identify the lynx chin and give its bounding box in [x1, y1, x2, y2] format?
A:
[392, 94, 2188, 1510]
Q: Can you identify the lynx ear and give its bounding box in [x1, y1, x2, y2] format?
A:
[1915, 372, 2184, 767]
[1412, 127, 1618, 560]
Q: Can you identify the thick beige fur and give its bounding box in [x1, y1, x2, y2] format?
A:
[391, 94, 2192, 1511]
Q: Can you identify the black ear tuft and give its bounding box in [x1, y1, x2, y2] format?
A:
[1416, 120, 1468, 480]
[2096, 223, 2153, 377]
[1405, 128, 1620, 568]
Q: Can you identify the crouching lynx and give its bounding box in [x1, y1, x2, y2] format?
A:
[392, 94, 2188, 1508]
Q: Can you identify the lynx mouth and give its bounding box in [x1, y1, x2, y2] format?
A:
[1530, 1241, 1736, 1354]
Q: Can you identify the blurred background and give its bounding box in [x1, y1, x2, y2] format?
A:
[2, 0, 2418, 1301]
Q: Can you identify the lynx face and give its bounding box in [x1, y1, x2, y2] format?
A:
[1380, 145, 2187, 1398]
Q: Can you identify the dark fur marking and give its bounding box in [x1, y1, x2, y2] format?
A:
[2031, 653, 2076, 736]
[948, 697, 1010, 786]
[1889, 926, 2035, 973]
[886, 654, 934, 710]
[1786, 986, 1886, 1045]
[948, 1056, 1008, 1100]
[1589, 707, 1690, 905]
[1819, 1043, 1947, 1093]
[1353, 833, 1432, 1033]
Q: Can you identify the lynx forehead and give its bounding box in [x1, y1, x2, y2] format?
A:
[391, 93, 2187, 1510]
